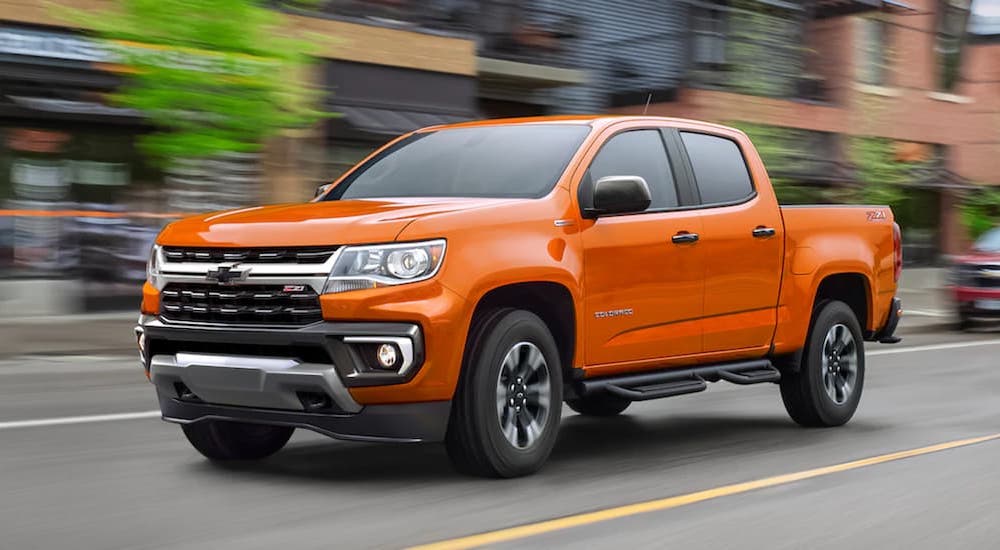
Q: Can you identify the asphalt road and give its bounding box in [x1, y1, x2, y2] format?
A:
[1, 329, 998, 550]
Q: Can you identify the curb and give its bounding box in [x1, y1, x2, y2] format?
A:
[0, 311, 137, 326]
[896, 322, 957, 335]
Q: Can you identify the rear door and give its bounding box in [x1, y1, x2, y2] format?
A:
[580, 127, 705, 367]
[677, 130, 784, 353]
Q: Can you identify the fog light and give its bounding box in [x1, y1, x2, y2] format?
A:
[376, 343, 399, 369]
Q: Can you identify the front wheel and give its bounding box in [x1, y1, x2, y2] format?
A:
[780, 300, 865, 427]
[182, 420, 294, 461]
[446, 309, 563, 478]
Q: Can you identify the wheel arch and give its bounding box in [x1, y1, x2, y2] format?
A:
[463, 281, 577, 378]
[772, 270, 873, 372]
[813, 272, 872, 332]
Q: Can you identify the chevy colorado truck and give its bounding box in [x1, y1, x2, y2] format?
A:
[137, 116, 902, 477]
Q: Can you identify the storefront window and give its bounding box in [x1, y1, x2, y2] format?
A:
[0, 125, 165, 308]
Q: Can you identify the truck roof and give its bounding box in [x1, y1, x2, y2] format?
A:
[418, 115, 741, 135]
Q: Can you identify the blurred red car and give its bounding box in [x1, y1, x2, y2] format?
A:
[950, 227, 1000, 330]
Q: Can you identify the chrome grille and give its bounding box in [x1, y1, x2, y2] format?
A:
[973, 265, 1000, 288]
[160, 283, 322, 325]
[162, 246, 339, 264]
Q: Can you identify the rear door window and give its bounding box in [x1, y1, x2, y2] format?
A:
[587, 130, 679, 210]
[680, 132, 754, 205]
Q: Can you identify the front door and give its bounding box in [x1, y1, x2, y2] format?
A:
[580, 128, 705, 367]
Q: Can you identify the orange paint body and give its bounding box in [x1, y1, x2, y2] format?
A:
[144, 116, 899, 405]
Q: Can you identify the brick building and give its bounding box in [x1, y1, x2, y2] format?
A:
[612, 0, 1000, 258]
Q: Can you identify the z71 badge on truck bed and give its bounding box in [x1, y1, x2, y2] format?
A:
[136, 116, 903, 477]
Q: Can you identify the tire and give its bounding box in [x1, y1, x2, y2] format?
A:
[780, 300, 865, 427]
[446, 309, 563, 478]
[566, 393, 631, 416]
[182, 420, 294, 461]
[957, 314, 974, 332]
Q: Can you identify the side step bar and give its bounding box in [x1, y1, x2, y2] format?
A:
[578, 359, 780, 403]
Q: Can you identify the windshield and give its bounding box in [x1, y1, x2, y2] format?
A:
[324, 124, 590, 200]
[973, 227, 1000, 253]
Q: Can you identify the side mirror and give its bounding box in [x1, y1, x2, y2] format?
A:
[588, 176, 651, 217]
[314, 183, 333, 199]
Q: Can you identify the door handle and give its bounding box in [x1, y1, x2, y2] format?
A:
[671, 232, 699, 244]
[752, 226, 776, 238]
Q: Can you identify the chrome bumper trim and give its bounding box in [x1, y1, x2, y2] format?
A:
[149, 352, 362, 413]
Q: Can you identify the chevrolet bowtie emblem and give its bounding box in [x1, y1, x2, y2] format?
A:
[206, 264, 248, 285]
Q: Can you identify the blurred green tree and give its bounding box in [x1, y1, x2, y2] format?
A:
[66, 0, 326, 163]
[732, 122, 825, 205]
[848, 137, 909, 207]
[960, 187, 1000, 239]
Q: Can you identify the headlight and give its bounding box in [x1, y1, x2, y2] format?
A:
[324, 239, 446, 294]
[147, 244, 163, 289]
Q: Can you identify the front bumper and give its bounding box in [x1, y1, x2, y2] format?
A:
[952, 286, 1000, 318]
[138, 316, 450, 442]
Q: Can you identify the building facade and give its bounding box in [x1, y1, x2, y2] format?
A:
[609, 0, 999, 258]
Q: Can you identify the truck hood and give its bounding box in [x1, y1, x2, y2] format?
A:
[156, 198, 520, 247]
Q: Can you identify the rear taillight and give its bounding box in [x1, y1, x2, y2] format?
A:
[892, 222, 902, 283]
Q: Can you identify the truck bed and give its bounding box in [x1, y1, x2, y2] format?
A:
[771, 204, 899, 352]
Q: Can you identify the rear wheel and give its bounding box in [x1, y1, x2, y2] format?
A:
[182, 420, 293, 461]
[566, 393, 631, 416]
[780, 300, 865, 427]
[446, 309, 563, 478]
[957, 313, 974, 331]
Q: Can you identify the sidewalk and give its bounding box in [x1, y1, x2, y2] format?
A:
[896, 267, 954, 331]
[0, 269, 956, 357]
[0, 312, 138, 358]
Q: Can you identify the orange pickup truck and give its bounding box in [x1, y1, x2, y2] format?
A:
[137, 116, 902, 477]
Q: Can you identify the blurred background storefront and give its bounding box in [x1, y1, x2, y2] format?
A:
[0, 24, 162, 310]
[2, 0, 1000, 315]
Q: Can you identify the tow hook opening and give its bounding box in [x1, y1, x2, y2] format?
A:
[297, 391, 334, 412]
[174, 382, 202, 403]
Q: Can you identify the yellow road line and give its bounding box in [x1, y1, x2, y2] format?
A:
[411, 433, 1000, 550]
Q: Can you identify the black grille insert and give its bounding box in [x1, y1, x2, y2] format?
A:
[162, 246, 339, 264]
[160, 283, 323, 325]
[974, 276, 1000, 288]
[149, 338, 332, 365]
[971, 265, 1000, 288]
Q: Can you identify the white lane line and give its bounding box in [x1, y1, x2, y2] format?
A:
[868, 339, 1000, 356]
[903, 309, 951, 318]
[0, 411, 161, 431]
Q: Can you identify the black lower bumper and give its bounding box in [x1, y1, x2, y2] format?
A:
[872, 296, 902, 344]
[158, 391, 451, 443]
[958, 305, 1000, 319]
